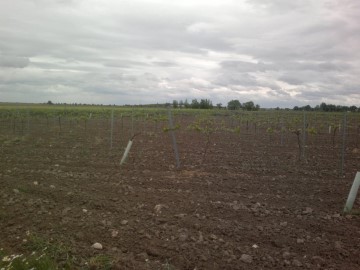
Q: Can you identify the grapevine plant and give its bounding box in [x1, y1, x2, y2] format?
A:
[188, 116, 224, 164]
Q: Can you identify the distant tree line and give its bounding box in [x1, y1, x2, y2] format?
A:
[46, 101, 116, 106]
[46, 100, 357, 112]
[227, 100, 260, 111]
[293, 102, 358, 112]
[172, 99, 260, 111]
[172, 99, 214, 109]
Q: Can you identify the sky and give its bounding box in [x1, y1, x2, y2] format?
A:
[0, 0, 359, 108]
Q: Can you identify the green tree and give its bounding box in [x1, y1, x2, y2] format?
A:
[173, 100, 179, 108]
[191, 99, 200, 109]
[227, 100, 241, 110]
[199, 99, 213, 109]
[243, 101, 255, 111]
[184, 99, 190, 108]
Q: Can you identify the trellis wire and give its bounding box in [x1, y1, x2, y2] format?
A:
[0, 108, 358, 178]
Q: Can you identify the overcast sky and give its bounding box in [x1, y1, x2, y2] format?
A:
[0, 0, 359, 108]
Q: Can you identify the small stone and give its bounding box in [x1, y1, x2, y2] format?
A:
[82, 208, 88, 213]
[334, 241, 342, 250]
[198, 232, 204, 242]
[311, 256, 325, 263]
[200, 255, 208, 261]
[50, 185, 55, 189]
[13, 189, 20, 194]
[282, 251, 291, 259]
[314, 236, 321, 242]
[302, 207, 313, 214]
[253, 202, 261, 208]
[92, 242, 103, 250]
[240, 254, 253, 263]
[136, 252, 149, 261]
[297, 238, 305, 244]
[146, 247, 161, 257]
[292, 259, 302, 267]
[120, 220, 128, 225]
[280, 222, 288, 227]
[111, 230, 119, 237]
[33, 181, 39, 185]
[154, 204, 165, 214]
[283, 259, 291, 266]
[75, 232, 84, 240]
[62, 207, 71, 215]
[179, 232, 188, 242]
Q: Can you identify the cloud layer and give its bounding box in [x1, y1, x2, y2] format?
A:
[1, 0, 359, 107]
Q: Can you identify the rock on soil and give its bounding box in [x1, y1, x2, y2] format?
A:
[91, 242, 103, 250]
[240, 254, 253, 263]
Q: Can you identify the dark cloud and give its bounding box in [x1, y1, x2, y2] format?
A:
[267, 88, 291, 97]
[103, 60, 151, 69]
[214, 70, 258, 87]
[247, 0, 311, 13]
[151, 61, 178, 67]
[220, 61, 273, 72]
[278, 75, 303, 85]
[0, 56, 29, 68]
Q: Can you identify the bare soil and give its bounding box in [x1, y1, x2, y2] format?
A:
[1, 117, 360, 269]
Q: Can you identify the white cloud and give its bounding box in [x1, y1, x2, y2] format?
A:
[0, 0, 359, 107]
[186, 22, 219, 34]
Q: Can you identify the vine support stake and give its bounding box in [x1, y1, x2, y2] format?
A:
[168, 108, 180, 169]
[340, 113, 347, 176]
[58, 115, 62, 133]
[131, 108, 134, 138]
[110, 109, 114, 150]
[120, 133, 140, 166]
[344, 172, 360, 213]
[280, 117, 284, 146]
[302, 111, 306, 160]
[120, 140, 133, 166]
[26, 109, 30, 134]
